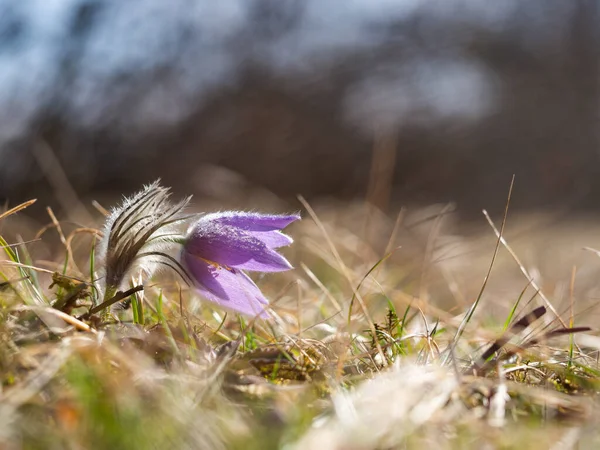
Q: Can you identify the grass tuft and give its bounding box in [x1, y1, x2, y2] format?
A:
[0, 194, 599, 449]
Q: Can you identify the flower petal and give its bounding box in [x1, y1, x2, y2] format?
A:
[184, 253, 269, 317]
[247, 230, 293, 249]
[186, 222, 293, 272]
[204, 212, 301, 232]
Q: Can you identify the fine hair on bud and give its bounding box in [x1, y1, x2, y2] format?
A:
[97, 180, 191, 302]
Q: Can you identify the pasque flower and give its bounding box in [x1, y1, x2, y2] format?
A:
[96, 180, 298, 318]
[182, 212, 300, 317]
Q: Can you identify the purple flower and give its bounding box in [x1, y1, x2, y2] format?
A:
[182, 212, 300, 317]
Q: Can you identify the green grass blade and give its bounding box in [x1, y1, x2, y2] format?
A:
[347, 249, 397, 325]
[503, 282, 533, 331]
[89, 235, 98, 306]
[156, 290, 178, 354]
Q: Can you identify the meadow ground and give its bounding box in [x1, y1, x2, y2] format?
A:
[1, 190, 600, 450]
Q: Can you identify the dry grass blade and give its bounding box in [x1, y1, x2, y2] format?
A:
[91, 199, 109, 216]
[20, 306, 97, 333]
[300, 262, 342, 311]
[0, 199, 37, 222]
[419, 202, 454, 303]
[0, 260, 57, 275]
[65, 227, 102, 257]
[482, 210, 569, 328]
[47, 206, 81, 275]
[383, 207, 405, 257]
[449, 175, 515, 357]
[32, 140, 94, 224]
[298, 195, 388, 368]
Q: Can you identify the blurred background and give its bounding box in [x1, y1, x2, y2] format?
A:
[1, 0, 600, 219]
